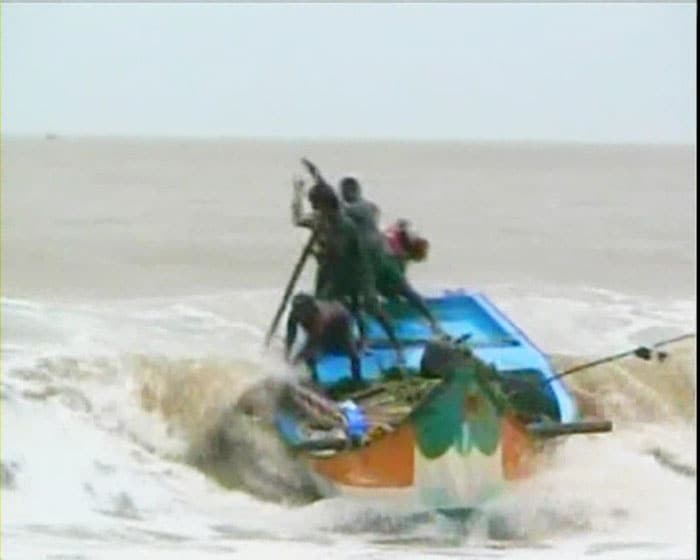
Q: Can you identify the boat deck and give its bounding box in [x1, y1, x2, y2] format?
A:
[314, 290, 578, 423]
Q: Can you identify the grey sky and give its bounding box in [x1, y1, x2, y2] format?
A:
[1, 3, 696, 142]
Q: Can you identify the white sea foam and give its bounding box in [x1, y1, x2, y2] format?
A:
[1, 285, 695, 559]
[1, 139, 695, 559]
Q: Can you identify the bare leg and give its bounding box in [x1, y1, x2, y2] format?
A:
[364, 296, 405, 365]
[347, 295, 368, 350]
[396, 280, 445, 336]
[343, 333, 363, 381]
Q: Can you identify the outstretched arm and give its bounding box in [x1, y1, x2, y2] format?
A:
[301, 158, 323, 183]
[287, 306, 321, 364]
[301, 158, 336, 192]
[291, 176, 316, 229]
[295, 340, 319, 365]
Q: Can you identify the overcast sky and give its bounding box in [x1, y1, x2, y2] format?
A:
[2, 3, 696, 142]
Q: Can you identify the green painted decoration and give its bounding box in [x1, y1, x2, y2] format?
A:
[412, 350, 508, 460]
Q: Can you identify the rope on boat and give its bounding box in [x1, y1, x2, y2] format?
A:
[543, 332, 697, 386]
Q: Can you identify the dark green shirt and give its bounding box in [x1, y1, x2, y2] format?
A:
[317, 212, 376, 300]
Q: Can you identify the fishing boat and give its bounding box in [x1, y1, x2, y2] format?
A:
[273, 289, 612, 511]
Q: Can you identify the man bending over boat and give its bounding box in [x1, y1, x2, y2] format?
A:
[285, 293, 362, 382]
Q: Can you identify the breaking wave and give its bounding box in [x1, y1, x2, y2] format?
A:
[1, 289, 695, 558]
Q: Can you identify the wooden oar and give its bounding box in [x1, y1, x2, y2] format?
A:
[264, 228, 319, 347]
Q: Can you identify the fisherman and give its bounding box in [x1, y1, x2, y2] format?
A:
[294, 170, 382, 294]
[384, 219, 430, 265]
[374, 248, 445, 336]
[339, 176, 381, 238]
[292, 158, 334, 227]
[310, 182, 406, 363]
[291, 159, 338, 296]
[379, 219, 440, 333]
[285, 292, 362, 382]
[338, 178, 430, 266]
[338, 178, 443, 336]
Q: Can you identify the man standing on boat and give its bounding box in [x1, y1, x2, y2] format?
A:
[339, 177, 444, 337]
[291, 160, 335, 296]
[308, 181, 406, 363]
[339, 176, 382, 241]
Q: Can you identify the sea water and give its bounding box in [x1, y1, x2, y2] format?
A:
[1, 138, 695, 559]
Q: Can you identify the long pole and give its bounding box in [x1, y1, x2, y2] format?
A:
[542, 333, 695, 386]
[264, 229, 319, 347]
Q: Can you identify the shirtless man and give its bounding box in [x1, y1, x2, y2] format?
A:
[285, 293, 362, 382]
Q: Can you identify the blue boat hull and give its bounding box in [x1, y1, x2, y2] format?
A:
[271, 290, 593, 510]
